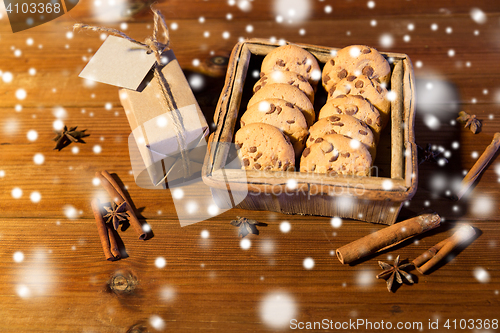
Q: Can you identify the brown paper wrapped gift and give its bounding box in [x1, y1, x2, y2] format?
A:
[76, 10, 208, 188]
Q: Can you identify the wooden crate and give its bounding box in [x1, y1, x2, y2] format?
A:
[202, 39, 418, 225]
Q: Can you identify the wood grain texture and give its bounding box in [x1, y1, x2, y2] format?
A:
[0, 0, 499, 331]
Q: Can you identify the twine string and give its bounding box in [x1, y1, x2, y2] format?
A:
[74, 8, 191, 179]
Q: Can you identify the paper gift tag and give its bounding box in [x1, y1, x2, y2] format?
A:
[79, 35, 158, 90]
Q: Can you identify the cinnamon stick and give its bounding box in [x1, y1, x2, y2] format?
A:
[455, 132, 500, 200]
[97, 170, 147, 240]
[413, 224, 476, 274]
[336, 213, 441, 265]
[106, 222, 121, 258]
[91, 199, 120, 261]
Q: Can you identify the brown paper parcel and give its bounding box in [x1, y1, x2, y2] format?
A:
[120, 50, 209, 187]
[79, 36, 209, 187]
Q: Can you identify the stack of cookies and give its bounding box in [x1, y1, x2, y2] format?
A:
[299, 45, 391, 177]
[234, 44, 320, 171]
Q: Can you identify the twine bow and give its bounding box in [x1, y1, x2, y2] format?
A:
[74, 8, 191, 180]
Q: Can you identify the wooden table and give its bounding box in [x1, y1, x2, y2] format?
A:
[1, 1, 499, 331]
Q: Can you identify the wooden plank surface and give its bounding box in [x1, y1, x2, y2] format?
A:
[0, 0, 500, 331]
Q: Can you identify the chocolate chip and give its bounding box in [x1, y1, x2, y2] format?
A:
[341, 152, 350, 158]
[359, 89, 365, 94]
[243, 158, 250, 166]
[264, 166, 272, 170]
[254, 163, 261, 169]
[353, 95, 365, 100]
[347, 75, 356, 82]
[333, 122, 344, 127]
[297, 74, 307, 82]
[323, 75, 330, 84]
[266, 104, 276, 114]
[376, 86, 383, 94]
[334, 94, 346, 99]
[276, 106, 283, 114]
[294, 84, 300, 89]
[328, 116, 341, 122]
[362, 48, 371, 54]
[329, 155, 338, 162]
[285, 102, 294, 108]
[310, 164, 316, 171]
[345, 105, 358, 115]
[302, 58, 307, 64]
[261, 76, 268, 81]
[277, 161, 282, 168]
[260, 72, 265, 77]
[254, 152, 262, 161]
[321, 142, 334, 153]
[306, 65, 312, 72]
[328, 170, 338, 176]
[309, 137, 315, 142]
[376, 116, 381, 126]
[276, 59, 285, 67]
[359, 130, 368, 135]
[328, 130, 337, 135]
[249, 146, 257, 153]
[287, 119, 295, 124]
[338, 69, 348, 79]
[296, 61, 302, 65]
[302, 148, 311, 157]
[355, 80, 364, 88]
[255, 85, 262, 92]
[362, 66, 374, 78]
[283, 161, 289, 170]
[288, 80, 295, 85]
[329, 59, 335, 66]
[329, 86, 336, 96]
[315, 137, 324, 143]
[366, 118, 372, 125]
[241, 121, 246, 127]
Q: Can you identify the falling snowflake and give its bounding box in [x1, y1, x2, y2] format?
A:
[260, 292, 297, 329]
[470, 8, 487, 24]
[303, 257, 314, 269]
[155, 257, 166, 268]
[280, 221, 291, 233]
[379, 34, 394, 48]
[274, 0, 311, 24]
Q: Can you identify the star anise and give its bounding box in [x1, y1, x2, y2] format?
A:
[53, 125, 89, 151]
[230, 216, 265, 238]
[417, 143, 448, 165]
[376, 255, 414, 292]
[457, 111, 481, 134]
[103, 202, 128, 230]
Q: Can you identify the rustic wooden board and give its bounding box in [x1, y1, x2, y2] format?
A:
[0, 1, 499, 331]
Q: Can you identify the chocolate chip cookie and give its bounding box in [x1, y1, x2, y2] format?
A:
[240, 98, 309, 157]
[260, 44, 321, 87]
[307, 115, 376, 159]
[327, 75, 390, 127]
[322, 45, 391, 92]
[318, 95, 382, 140]
[300, 134, 372, 176]
[248, 83, 316, 126]
[254, 70, 315, 103]
[235, 123, 295, 171]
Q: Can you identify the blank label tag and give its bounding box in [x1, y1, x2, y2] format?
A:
[79, 35, 158, 91]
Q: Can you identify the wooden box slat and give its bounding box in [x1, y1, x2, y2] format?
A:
[202, 39, 418, 225]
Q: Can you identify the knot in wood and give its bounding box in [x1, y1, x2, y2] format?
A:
[210, 56, 229, 66]
[109, 270, 137, 295]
